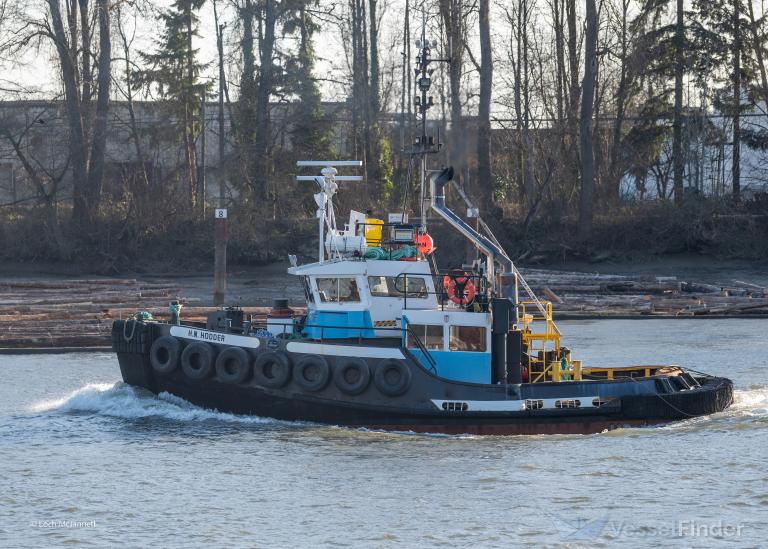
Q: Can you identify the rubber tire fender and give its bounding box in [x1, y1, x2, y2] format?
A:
[253, 351, 292, 388]
[334, 358, 371, 395]
[293, 355, 331, 392]
[215, 347, 251, 384]
[374, 359, 412, 397]
[181, 342, 215, 380]
[149, 336, 181, 375]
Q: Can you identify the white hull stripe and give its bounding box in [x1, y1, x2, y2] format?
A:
[170, 326, 261, 350]
[431, 397, 601, 412]
[432, 399, 525, 412]
[286, 342, 403, 359]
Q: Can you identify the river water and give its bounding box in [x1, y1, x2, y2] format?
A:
[1, 319, 766, 548]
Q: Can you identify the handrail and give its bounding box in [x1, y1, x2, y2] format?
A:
[259, 322, 402, 334]
[401, 316, 438, 373]
[252, 321, 402, 344]
[514, 265, 559, 333]
[299, 322, 399, 332]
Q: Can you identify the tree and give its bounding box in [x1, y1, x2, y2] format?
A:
[114, 4, 153, 217]
[732, 0, 741, 198]
[694, 0, 752, 200]
[578, 0, 598, 239]
[672, 0, 685, 203]
[439, 0, 467, 171]
[138, 0, 210, 211]
[0, 107, 70, 256]
[607, 0, 632, 201]
[233, 0, 257, 198]
[746, 0, 768, 107]
[287, 1, 334, 160]
[632, 0, 688, 203]
[344, 0, 391, 198]
[368, 0, 380, 117]
[253, 0, 278, 200]
[476, 0, 493, 207]
[45, 0, 112, 228]
[564, 0, 581, 210]
[508, 0, 534, 208]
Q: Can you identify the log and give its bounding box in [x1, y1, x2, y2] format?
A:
[681, 282, 722, 294]
[707, 300, 768, 314]
[542, 287, 563, 303]
[731, 280, 767, 296]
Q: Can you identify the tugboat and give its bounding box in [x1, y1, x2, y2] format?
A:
[112, 26, 732, 435]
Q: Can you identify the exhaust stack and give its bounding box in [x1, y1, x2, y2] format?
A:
[429, 167, 517, 301]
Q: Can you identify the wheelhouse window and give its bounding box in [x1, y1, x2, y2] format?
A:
[316, 278, 360, 303]
[368, 276, 428, 298]
[407, 324, 443, 350]
[449, 326, 486, 352]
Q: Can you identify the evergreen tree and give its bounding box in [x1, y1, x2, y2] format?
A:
[630, 0, 712, 200]
[286, 2, 334, 160]
[694, 0, 756, 199]
[371, 127, 394, 200]
[137, 0, 211, 211]
[632, 0, 692, 203]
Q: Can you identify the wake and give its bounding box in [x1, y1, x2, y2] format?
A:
[730, 386, 768, 417]
[29, 382, 277, 425]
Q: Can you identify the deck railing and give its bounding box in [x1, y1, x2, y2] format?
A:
[520, 301, 571, 382]
[401, 315, 438, 373]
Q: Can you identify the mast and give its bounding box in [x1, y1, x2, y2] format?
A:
[406, 7, 519, 303]
[295, 161, 363, 264]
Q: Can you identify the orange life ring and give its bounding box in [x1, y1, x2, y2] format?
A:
[442, 271, 476, 306]
[415, 233, 434, 255]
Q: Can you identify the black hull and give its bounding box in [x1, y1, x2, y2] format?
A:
[113, 321, 734, 436]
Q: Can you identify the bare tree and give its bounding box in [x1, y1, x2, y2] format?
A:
[508, 0, 534, 208]
[439, 0, 467, 172]
[608, 0, 631, 201]
[672, 0, 684, 203]
[251, 0, 278, 200]
[45, 0, 112, 228]
[578, 0, 597, 239]
[113, 4, 152, 215]
[368, 0, 380, 117]
[0, 108, 70, 255]
[476, 0, 493, 207]
[732, 0, 741, 199]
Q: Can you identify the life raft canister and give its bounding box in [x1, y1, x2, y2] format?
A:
[442, 270, 476, 306]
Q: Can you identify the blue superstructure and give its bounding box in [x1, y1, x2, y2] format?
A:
[304, 310, 376, 339]
[410, 350, 492, 384]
